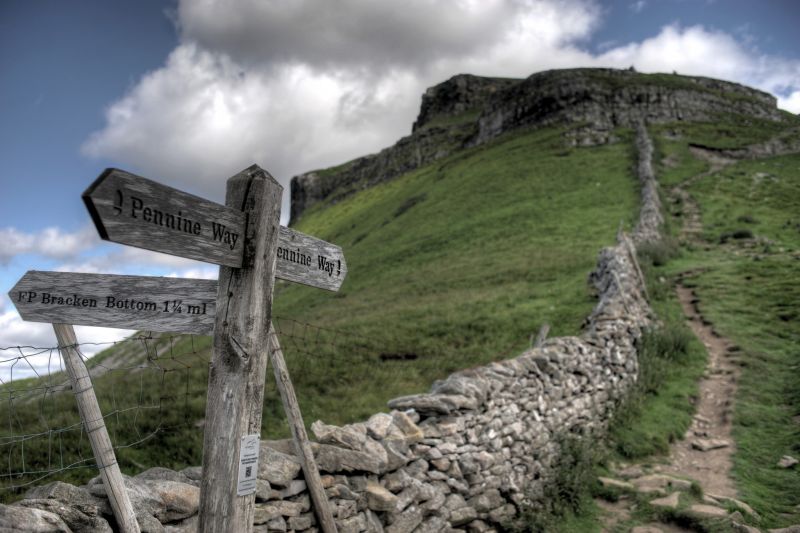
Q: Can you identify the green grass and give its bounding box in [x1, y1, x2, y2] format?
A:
[0, 333, 212, 500]
[654, 127, 800, 527]
[594, 119, 798, 530]
[267, 126, 641, 435]
[677, 159, 800, 527]
[513, 437, 602, 533]
[689, 153, 800, 252]
[605, 256, 707, 460]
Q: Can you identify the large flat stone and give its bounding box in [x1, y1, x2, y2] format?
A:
[259, 444, 302, 487]
[313, 442, 386, 474]
[649, 492, 680, 510]
[15, 499, 112, 533]
[688, 504, 728, 519]
[366, 482, 399, 512]
[311, 421, 368, 451]
[691, 438, 730, 451]
[385, 505, 422, 533]
[0, 504, 70, 532]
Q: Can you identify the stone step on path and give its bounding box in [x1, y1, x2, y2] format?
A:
[596, 464, 800, 533]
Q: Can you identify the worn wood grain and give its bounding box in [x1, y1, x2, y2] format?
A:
[83, 167, 347, 290]
[198, 165, 282, 533]
[53, 324, 141, 533]
[622, 232, 649, 302]
[268, 323, 338, 533]
[532, 323, 550, 348]
[276, 227, 347, 291]
[10, 271, 217, 334]
[83, 168, 246, 267]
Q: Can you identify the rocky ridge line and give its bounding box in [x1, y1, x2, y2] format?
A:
[290, 68, 787, 223]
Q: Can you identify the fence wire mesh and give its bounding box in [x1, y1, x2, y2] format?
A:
[0, 333, 211, 498]
[0, 317, 528, 499]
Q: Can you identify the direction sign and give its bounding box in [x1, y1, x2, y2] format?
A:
[84, 168, 347, 291]
[277, 227, 347, 292]
[10, 271, 218, 335]
[83, 169, 247, 268]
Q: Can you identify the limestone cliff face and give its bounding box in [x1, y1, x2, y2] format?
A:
[290, 68, 785, 223]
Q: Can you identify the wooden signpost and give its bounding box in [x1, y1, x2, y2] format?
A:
[9, 164, 346, 533]
[84, 168, 347, 291]
[10, 271, 217, 334]
[277, 226, 347, 292]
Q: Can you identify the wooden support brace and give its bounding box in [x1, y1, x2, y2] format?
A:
[268, 323, 338, 533]
[532, 323, 550, 349]
[53, 324, 140, 533]
[622, 232, 650, 302]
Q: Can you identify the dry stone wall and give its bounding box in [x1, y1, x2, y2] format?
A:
[0, 126, 661, 532]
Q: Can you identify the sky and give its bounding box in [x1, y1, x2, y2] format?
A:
[1, 0, 799, 374]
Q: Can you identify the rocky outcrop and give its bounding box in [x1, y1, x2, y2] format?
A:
[290, 68, 786, 223]
[411, 75, 518, 133]
[471, 69, 782, 147]
[689, 125, 800, 160]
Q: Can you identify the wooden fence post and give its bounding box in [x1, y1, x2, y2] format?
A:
[52, 324, 140, 533]
[622, 232, 649, 302]
[198, 165, 282, 532]
[268, 323, 338, 533]
[531, 323, 550, 349]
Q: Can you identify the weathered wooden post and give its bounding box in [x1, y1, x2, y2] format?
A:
[11, 164, 347, 532]
[52, 324, 140, 533]
[268, 324, 338, 532]
[531, 323, 550, 349]
[197, 165, 282, 532]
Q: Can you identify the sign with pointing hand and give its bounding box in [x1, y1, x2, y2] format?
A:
[83, 169, 246, 267]
[84, 168, 347, 291]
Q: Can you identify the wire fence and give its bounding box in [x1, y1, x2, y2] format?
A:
[0, 317, 529, 499]
[0, 333, 211, 498]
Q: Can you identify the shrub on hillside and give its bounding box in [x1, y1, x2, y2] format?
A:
[512, 437, 599, 532]
[637, 238, 681, 267]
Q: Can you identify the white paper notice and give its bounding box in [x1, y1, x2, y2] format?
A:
[237, 434, 260, 496]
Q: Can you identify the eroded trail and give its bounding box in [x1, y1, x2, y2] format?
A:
[596, 146, 757, 532]
[663, 283, 739, 499]
[661, 148, 742, 498]
[669, 147, 736, 245]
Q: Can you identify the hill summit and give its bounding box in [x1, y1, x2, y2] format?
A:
[290, 67, 787, 223]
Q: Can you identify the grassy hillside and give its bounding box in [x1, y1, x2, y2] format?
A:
[271, 126, 640, 430]
[642, 116, 800, 528]
[0, 124, 641, 496]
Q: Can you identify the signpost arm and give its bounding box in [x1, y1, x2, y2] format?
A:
[268, 323, 338, 533]
[198, 165, 282, 533]
[52, 323, 140, 533]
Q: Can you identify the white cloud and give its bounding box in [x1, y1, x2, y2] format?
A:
[594, 24, 800, 112]
[0, 225, 99, 265]
[165, 266, 218, 280]
[83, 45, 425, 216]
[630, 1, 646, 13]
[597, 24, 752, 77]
[53, 246, 209, 275]
[778, 91, 800, 114]
[177, 0, 524, 71]
[82, 0, 602, 221]
[82, 1, 800, 229]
